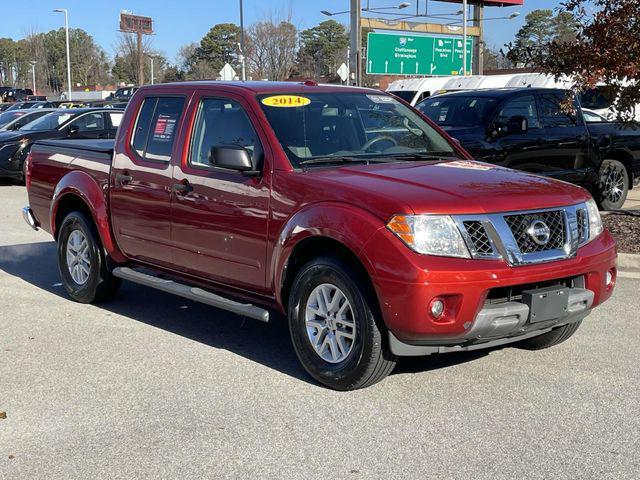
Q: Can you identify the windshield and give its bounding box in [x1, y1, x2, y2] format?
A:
[20, 111, 74, 131]
[0, 111, 25, 128]
[417, 95, 497, 127]
[258, 92, 455, 168]
[388, 90, 417, 103]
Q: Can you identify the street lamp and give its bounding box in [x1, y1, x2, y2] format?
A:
[53, 8, 72, 101]
[321, 2, 410, 16]
[321, 2, 411, 86]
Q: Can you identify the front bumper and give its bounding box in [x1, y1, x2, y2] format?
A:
[362, 227, 617, 347]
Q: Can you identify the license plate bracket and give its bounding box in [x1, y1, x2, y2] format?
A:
[522, 286, 569, 323]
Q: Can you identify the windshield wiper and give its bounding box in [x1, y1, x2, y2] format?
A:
[388, 152, 460, 162]
[299, 156, 372, 167]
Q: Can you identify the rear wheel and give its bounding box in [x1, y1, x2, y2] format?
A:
[516, 321, 582, 350]
[597, 159, 628, 210]
[287, 256, 397, 390]
[57, 211, 121, 303]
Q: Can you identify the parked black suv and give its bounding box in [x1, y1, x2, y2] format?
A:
[417, 88, 640, 210]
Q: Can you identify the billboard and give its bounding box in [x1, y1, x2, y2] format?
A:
[119, 12, 153, 34]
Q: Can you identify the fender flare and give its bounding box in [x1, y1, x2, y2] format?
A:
[270, 202, 385, 307]
[51, 170, 127, 263]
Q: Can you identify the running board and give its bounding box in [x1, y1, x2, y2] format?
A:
[112, 267, 269, 322]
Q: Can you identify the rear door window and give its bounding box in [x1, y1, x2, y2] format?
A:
[131, 97, 185, 161]
[539, 93, 579, 127]
[496, 95, 541, 129]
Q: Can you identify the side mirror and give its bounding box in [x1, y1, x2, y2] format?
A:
[67, 124, 80, 136]
[507, 115, 528, 135]
[210, 145, 258, 175]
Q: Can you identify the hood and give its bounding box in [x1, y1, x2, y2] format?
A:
[439, 125, 482, 136]
[305, 159, 592, 219]
[0, 130, 24, 143]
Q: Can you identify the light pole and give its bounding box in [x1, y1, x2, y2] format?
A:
[54, 8, 72, 100]
[462, 0, 468, 76]
[30, 61, 36, 95]
[239, 0, 246, 81]
[149, 55, 155, 85]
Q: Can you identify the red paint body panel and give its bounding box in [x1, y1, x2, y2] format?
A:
[26, 81, 615, 344]
[362, 226, 616, 342]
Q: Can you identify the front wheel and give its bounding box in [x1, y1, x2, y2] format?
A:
[287, 257, 397, 390]
[597, 159, 629, 210]
[57, 211, 121, 303]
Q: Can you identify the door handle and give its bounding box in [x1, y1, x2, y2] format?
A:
[116, 173, 133, 185]
[173, 180, 193, 195]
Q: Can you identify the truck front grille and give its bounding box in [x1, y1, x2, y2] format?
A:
[454, 203, 586, 267]
[462, 221, 494, 256]
[576, 208, 588, 244]
[504, 210, 565, 253]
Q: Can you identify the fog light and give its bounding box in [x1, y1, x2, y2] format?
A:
[606, 269, 615, 287]
[429, 298, 445, 318]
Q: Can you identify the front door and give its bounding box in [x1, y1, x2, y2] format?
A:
[537, 92, 590, 183]
[170, 93, 270, 291]
[110, 96, 187, 268]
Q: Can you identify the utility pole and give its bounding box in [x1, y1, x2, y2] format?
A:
[349, 0, 362, 86]
[239, 0, 246, 80]
[137, 31, 144, 85]
[149, 55, 155, 85]
[473, 3, 484, 75]
[462, 0, 468, 77]
[54, 8, 72, 100]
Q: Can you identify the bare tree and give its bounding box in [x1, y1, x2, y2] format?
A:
[246, 11, 298, 81]
[113, 32, 153, 85]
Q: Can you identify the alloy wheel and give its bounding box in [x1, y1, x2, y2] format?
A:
[66, 229, 91, 285]
[305, 283, 356, 363]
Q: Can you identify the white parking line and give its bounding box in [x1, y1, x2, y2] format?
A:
[618, 271, 640, 279]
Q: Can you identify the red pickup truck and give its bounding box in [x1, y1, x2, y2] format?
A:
[23, 81, 617, 390]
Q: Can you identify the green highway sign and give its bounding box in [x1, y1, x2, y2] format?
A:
[366, 32, 474, 76]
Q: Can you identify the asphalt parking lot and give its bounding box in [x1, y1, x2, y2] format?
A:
[1, 183, 639, 480]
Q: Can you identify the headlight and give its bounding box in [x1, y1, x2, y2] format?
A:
[585, 198, 604, 242]
[387, 214, 471, 258]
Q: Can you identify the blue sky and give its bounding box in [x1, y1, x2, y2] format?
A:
[4, 0, 562, 62]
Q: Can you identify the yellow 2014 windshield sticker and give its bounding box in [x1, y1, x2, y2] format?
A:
[261, 95, 311, 107]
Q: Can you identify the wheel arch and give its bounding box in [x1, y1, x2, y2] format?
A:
[51, 171, 126, 263]
[272, 203, 385, 313]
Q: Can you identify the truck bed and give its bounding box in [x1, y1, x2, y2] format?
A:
[28, 139, 114, 235]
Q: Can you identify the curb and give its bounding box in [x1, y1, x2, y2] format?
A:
[618, 253, 640, 273]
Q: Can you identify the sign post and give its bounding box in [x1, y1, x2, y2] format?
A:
[119, 11, 154, 86]
[366, 32, 473, 76]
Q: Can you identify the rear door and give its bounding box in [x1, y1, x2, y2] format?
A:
[110, 96, 187, 268]
[537, 91, 590, 182]
[491, 93, 549, 170]
[170, 91, 270, 291]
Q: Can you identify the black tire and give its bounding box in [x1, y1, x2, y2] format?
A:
[516, 321, 582, 350]
[57, 211, 121, 303]
[287, 256, 397, 390]
[596, 159, 629, 210]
